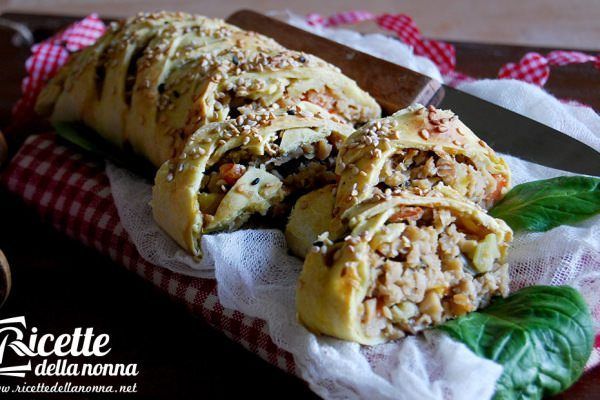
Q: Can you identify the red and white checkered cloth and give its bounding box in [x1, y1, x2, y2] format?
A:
[307, 11, 600, 87]
[11, 14, 106, 126]
[498, 50, 600, 86]
[308, 11, 456, 75]
[2, 12, 600, 382]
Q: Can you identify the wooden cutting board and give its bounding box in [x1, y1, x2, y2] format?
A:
[0, 11, 598, 400]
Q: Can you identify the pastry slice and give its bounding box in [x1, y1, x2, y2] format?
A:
[152, 102, 353, 257]
[334, 104, 510, 228]
[297, 186, 512, 344]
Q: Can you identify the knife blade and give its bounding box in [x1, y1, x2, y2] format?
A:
[437, 86, 600, 175]
[227, 10, 600, 176]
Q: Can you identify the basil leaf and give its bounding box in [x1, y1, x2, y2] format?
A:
[438, 286, 593, 400]
[489, 176, 600, 232]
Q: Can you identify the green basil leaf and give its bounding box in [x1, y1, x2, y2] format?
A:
[438, 286, 593, 400]
[489, 176, 600, 232]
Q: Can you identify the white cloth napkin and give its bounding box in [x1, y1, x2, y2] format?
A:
[106, 18, 600, 400]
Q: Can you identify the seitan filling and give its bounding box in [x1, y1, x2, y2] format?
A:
[197, 128, 342, 223]
[356, 206, 508, 340]
[378, 149, 505, 208]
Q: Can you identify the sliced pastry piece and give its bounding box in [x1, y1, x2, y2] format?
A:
[297, 186, 512, 345]
[152, 102, 354, 257]
[35, 11, 380, 167]
[334, 105, 510, 227]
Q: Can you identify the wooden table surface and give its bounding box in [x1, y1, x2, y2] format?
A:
[0, 9, 598, 400]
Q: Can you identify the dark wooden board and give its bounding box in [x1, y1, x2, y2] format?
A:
[0, 11, 598, 400]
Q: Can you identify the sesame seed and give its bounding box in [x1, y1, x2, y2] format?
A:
[419, 129, 430, 140]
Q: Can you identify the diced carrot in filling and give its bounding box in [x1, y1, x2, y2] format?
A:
[219, 163, 246, 186]
[389, 207, 424, 223]
[301, 89, 337, 114]
[488, 174, 508, 202]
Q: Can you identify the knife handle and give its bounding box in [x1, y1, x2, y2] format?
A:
[227, 10, 442, 114]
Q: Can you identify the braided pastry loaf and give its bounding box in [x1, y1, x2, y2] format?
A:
[35, 12, 380, 166]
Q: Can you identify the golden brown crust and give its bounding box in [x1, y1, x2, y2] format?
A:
[285, 184, 336, 258]
[35, 12, 380, 167]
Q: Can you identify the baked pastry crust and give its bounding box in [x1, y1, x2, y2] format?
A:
[334, 105, 510, 231]
[297, 186, 513, 345]
[285, 184, 336, 258]
[35, 12, 380, 167]
[152, 102, 353, 257]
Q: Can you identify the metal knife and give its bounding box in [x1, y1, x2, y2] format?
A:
[227, 10, 600, 176]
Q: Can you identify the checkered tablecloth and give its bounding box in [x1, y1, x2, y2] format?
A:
[0, 133, 296, 375]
